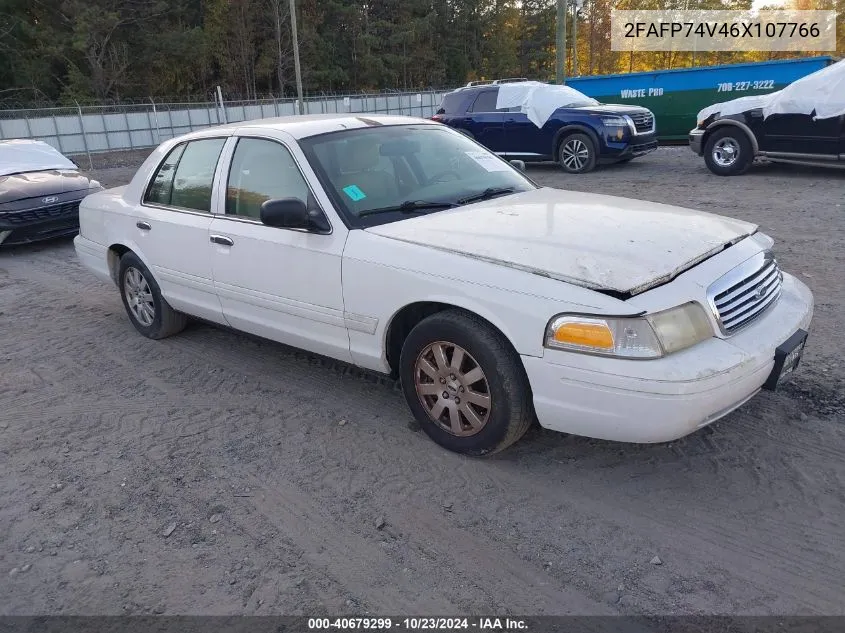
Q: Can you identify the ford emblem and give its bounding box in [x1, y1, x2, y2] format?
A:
[43, 196, 58, 204]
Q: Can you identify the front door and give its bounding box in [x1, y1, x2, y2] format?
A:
[501, 111, 551, 158]
[208, 135, 352, 363]
[838, 114, 845, 159]
[760, 111, 841, 157]
[134, 136, 228, 323]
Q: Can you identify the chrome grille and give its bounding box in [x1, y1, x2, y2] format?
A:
[708, 251, 783, 335]
[0, 201, 80, 225]
[629, 111, 654, 133]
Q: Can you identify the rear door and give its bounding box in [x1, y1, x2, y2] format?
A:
[464, 89, 507, 152]
[134, 136, 228, 323]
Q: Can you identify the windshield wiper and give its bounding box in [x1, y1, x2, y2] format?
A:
[457, 187, 516, 205]
[357, 200, 456, 218]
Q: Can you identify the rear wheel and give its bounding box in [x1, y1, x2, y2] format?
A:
[703, 127, 753, 176]
[399, 310, 534, 456]
[118, 251, 187, 340]
[558, 132, 597, 174]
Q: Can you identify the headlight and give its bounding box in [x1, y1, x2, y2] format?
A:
[89, 179, 102, 189]
[601, 116, 627, 128]
[544, 302, 713, 359]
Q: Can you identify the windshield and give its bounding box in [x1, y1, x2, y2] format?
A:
[298, 124, 536, 225]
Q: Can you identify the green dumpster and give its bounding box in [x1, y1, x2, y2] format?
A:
[565, 56, 837, 142]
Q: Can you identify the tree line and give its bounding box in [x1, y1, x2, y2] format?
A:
[0, 0, 841, 107]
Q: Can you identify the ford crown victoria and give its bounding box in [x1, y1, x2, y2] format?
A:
[74, 114, 814, 455]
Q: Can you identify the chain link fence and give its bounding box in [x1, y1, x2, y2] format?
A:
[0, 90, 452, 168]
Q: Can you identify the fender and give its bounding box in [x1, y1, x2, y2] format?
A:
[381, 294, 529, 362]
[704, 119, 760, 154]
[552, 124, 602, 157]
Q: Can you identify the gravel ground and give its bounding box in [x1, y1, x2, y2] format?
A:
[1, 147, 844, 617]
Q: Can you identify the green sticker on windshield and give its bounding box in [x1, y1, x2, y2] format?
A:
[343, 185, 367, 202]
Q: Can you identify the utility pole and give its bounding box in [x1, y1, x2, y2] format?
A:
[290, 0, 305, 114]
[572, 0, 584, 76]
[556, 0, 567, 84]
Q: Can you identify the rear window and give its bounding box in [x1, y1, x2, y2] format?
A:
[436, 92, 467, 115]
[469, 90, 499, 113]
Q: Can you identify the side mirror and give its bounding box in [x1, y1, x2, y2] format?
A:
[260, 197, 309, 229]
[509, 159, 526, 172]
[259, 197, 331, 233]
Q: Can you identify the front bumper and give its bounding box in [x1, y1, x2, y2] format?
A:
[0, 200, 82, 246]
[626, 139, 658, 158]
[602, 132, 658, 163]
[522, 273, 813, 443]
[689, 128, 705, 155]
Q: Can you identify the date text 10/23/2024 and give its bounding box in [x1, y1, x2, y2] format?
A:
[307, 617, 529, 631]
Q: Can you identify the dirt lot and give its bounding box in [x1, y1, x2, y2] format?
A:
[1, 147, 844, 617]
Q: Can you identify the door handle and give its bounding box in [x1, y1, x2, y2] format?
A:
[136, 221, 151, 230]
[210, 234, 234, 246]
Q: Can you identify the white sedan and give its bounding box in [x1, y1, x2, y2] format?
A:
[74, 114, 814, 455]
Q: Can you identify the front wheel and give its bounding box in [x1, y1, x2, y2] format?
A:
[703, 128, 753, 176]
[399, 310, 534, 456]
[558, 132, 597, 173]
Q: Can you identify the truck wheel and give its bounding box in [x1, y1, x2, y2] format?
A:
[558, 132, 597, 173]
[399, 310, 534, 456]
[703, 128, 753, 176]
[118, 251, 188, 340]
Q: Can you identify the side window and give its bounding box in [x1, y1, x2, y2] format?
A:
[225, 138, 311, 219]
[469, 90, 500, 113]
[144, 143, 186, 206]
[168, 138, 227, 212]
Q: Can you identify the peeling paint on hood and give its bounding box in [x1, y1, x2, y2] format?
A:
[364, 187, 757, 296]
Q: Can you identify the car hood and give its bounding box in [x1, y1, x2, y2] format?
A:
[0, 170, 92, 204]
[570, 104, 651, 116]
[364, 188, 757, 297]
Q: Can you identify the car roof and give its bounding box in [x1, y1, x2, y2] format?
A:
[448, 80, 544, 95]
[179, 114, 439, 142]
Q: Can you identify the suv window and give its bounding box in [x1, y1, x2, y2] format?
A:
[225, 137, 311, 219]
[469, 90, 499, 113]
[145, 138, 226, 212]
[436, 92, 466, 115]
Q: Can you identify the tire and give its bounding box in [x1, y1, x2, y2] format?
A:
[118, 251, 188, 340]
[557, 132, 597, 173]
[703, 127, 753, 176]
[399, 309, 534, 456]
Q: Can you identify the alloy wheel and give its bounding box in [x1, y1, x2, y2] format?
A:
[413, 341, 492, 437]
[561, 138, 590, 171]
[713, 137, 740, 167]
[124, 266, 155, 327]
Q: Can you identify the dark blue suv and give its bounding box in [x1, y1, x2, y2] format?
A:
[432, 80, 658, 174]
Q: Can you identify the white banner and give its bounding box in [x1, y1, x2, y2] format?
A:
[611, 10, 837, 52]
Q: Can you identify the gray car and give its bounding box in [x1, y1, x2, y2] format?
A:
[0, 139, 103, 246]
